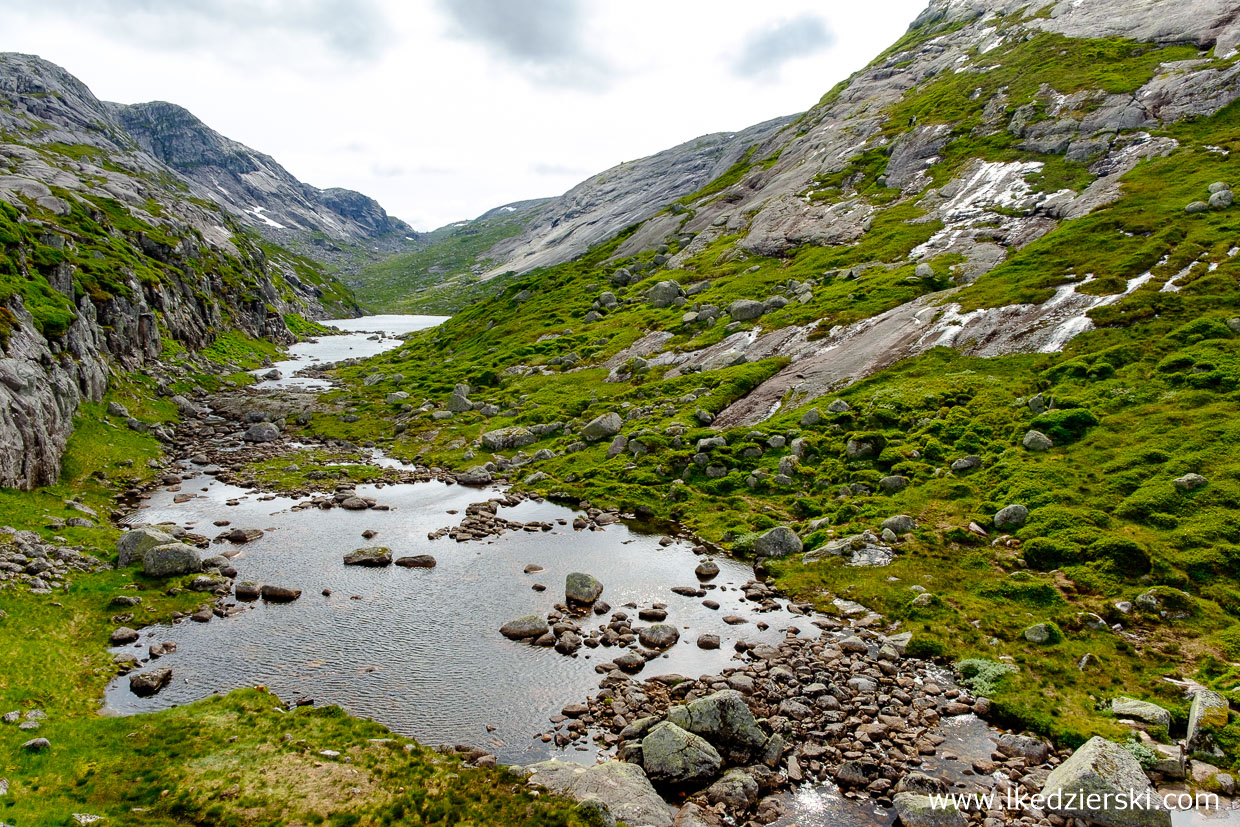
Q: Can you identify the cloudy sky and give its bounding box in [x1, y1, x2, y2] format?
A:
[4, 0, 927, 230]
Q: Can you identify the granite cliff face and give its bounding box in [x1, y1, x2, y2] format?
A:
[0, 53, 373, 488]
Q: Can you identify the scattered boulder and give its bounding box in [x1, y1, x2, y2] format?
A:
[665, 690, 768, 763]
[892, 791, 967, 827]
[566, 572, 604, 605]
[343, 546, 392, 567]
[1022, 622, 1061, 645]
[260, 585, 301, 602]
[881, 515, 915, 535]
[129, 667, 173, 698]
[639, 624, 680, 649]
[235, 582, 262, 600]
[641, 722, 722, 786]
[525, 760, 673, 827]
[21, 737, 50, 752]
[1188, 690, 1230, 752]
[501, 615, 549, 640]
[994, 504, 1029, 530]
[395, 555, 437, 568]
[728, 299, 765, 321]
[752, 526, 801, 558]
[116, 527, 176, 567]
[481, 427, 536, 451]
[1173, 473, 1208, 492]
[1111, 697, 1171, 730]
[457, 466, 493, 486]
[1040, 736, 1169, 827]
[141, 543, 202, 578]
[582, 413, 623, 442]
[1023, 430, 1054, 452]
[110, 627, 139, 645]
[243, 422, 280, 443]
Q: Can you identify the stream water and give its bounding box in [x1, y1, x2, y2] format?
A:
[108, 316, 1229, 824]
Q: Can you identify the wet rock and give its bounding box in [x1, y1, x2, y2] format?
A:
[129, 667, 173, 698]
[224, 527, 264, 543]
[641, 722, 722, 786]
[343, 546, 392, 567]
[1041, 736, 1169, 827]
[395, 554, 436, 568]
[234, 581, 262, 600]
[566, 572, 604, 606]
[694, 560, 719, 579]
[501, 615, 549, 640]
[116, 527, 176, 567]
[696, 634, 720, 650]
[260, 585, 301, 602]
[639, 624, 680, 649]
[614, 652, 646, 672]
[188, 573, 229, 592]
[142, 543, 202, 578]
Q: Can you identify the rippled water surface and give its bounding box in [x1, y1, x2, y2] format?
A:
[251, 314, 446, 390]
[109, 474, 803, 763]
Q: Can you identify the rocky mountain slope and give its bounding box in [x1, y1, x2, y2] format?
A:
[0, 53, 367, 488]
[352, 116, 794, 313]
[309, 0, 1240, 776]
[112, 99, 417, 264]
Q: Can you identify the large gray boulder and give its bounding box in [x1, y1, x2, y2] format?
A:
[446, 383, 472, 412]
[641, 722, 722, 786]
[752, 526, 802, 558]
[892, 792, 967, 827]
[243, 422, 280, 443]
[1023, 430, 1054, 452]
[480, 427, 536, 451]
[581, 412, 623, 442]
[665, 689, 767, 762]
[728, 299, 765, 321]
[457, 466, 493, 486]
[1111, 697, 1171, 730]
[566, 572, 604, 606]
[646, 281, 683, 308]
[1040, 736, 1170, 827]
[994, 504, 1029, 530]
[525, 760, 672, 827]
[141, 543, 202, 578]
[881, 514, 916, 535]
[638, 624, 679, 649]
[117, 527, 176, 567]
[1187, 689, 1230, 752]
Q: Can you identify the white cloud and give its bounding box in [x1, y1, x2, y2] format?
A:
[1, 0, 928, 230]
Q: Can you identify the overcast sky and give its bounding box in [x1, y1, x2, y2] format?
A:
[4, 0, 927, 230]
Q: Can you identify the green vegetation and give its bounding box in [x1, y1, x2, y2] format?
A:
[298, 43, 1240, 763]
[350, 207, 535, 314]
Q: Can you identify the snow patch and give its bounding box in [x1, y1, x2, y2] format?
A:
[247, 205, 285, 229]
